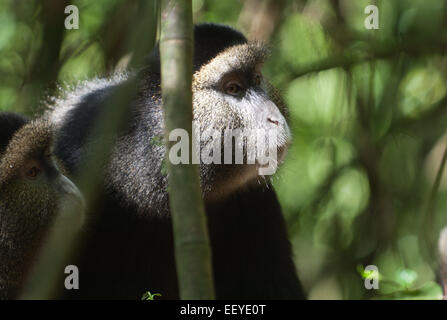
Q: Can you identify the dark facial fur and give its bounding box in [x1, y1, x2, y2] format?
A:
[0, 118, 84, 299]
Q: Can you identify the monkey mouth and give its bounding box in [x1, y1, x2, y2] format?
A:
[253, 142, 289, 176]
[277, 143, 290, 164]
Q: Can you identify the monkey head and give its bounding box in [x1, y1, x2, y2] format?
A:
[98, 24, 291, 214]
[0, 119, 85, 297]
[0, 120, 85, 225]
[191, 27, 291, 202]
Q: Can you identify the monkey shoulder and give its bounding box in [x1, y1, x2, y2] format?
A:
[50, 73, 163, 174]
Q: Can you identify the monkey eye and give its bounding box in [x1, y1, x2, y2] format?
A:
[22, 159, 43, 180]
[25, 166, 41, 179]
[223, 80, 244, 97]
[254, 73, 262, 86]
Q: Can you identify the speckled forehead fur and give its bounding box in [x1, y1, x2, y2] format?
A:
[0, 120, 53, 186]
[192, 41, 269, 89]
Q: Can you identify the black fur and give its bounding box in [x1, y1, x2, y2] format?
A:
[51, 23, 304, 299]
[147, 23, 248, 74]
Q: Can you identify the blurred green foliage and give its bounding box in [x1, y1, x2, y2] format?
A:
[1, 0, 447, 299]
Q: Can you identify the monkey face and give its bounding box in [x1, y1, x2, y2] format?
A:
[0, 119, 85, 298]
[192, 42, 291, 201]
[0, 120, 85, 235]
[103, 33, 292, 214]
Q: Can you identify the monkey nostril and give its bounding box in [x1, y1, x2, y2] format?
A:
[267, 118, 279, 126]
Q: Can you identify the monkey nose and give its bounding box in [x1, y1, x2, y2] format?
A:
[58, 175, 86, 207]
[267, 117, 279, 126]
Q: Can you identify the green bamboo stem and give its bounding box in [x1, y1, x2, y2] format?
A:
[160, 0, 215, 300]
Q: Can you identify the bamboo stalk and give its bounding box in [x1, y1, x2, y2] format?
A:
[160, 0, 215, 300]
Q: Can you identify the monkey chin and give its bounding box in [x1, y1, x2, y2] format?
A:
[201, 143, 290, 205]
[201, 163, 258, 205]
[56, 192, 86, 231]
